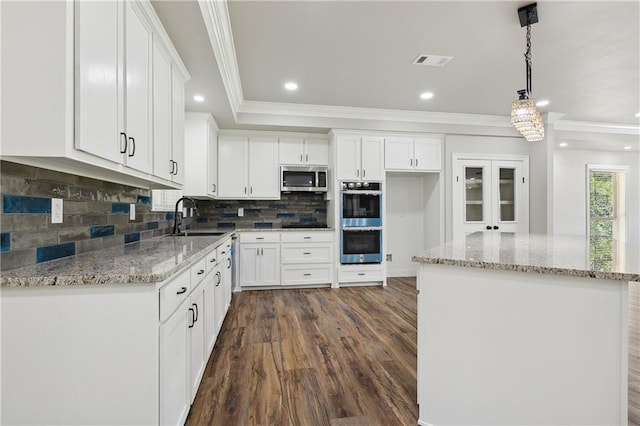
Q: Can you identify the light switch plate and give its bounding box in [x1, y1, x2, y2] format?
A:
[51, 198, 63, 223]
[129, 204, 136, 220]
[238, 208, 244, 217]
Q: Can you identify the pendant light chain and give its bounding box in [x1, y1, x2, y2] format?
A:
[525, 21, 532, 95]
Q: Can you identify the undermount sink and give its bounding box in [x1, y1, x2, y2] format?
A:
[173, 231, 228, 237]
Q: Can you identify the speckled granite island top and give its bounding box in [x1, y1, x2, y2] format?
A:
[412, 232, 640, 282]
[0, 234, 232, 288]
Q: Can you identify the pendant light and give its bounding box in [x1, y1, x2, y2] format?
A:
[511, 3, 544, 142]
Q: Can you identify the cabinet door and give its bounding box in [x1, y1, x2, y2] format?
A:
[152, 42, 172, 181]
[75, 1, 121, 164]
[203, 269, 217, 354]
[304, 138, 329, 166]
[123, 2, 152, 174]
[171, 71, 185, 184]
[159, 299, 189, 426]
[223, 253, 232, 308]
[384, 137, 413, 170]
[259, 245, 281, 286]
[453, 159, 493, 239]
[360, 136, 384, 181]
[239, 244, 260, 286]
[208, 119, 218, 196]
[414, 138, 442, 171]
[248, 137, 279, 198]
[336, 136, 361, 181]
[218, 136, 248, 198]
[492, 160, 526, 233]
[279, 137, 304, 165]
[214, 270, 225, 334]
[189, 284, 205, 403]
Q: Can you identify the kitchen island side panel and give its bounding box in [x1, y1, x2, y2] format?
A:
[417, 264, 627, 426]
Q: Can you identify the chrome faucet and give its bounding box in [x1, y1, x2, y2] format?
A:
[172, 197, 199, 234]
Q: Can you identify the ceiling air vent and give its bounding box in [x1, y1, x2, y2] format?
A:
[412, 54, 453, 67]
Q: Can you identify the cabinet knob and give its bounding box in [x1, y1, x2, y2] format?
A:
[486, 226, 492, 230]
[493, 225, 499, 230]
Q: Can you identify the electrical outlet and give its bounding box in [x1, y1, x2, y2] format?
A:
[129, 204, 136, 220]
[386, 254, 392, 261]
[238, 208, 244, 217]
[51, 198, 63, 223]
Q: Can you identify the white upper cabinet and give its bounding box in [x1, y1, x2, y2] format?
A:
[170, 70, 186, 184]
[336, 135, 383, 181]
[1, 0, 189, 189]
[279, 137, 328, 166]
[385, 136, 442, 172]
[217, 135, 279, 199]
[183, 113, 218, 198]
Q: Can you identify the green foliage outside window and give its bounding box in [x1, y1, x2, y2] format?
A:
[589, 172, 615, 271]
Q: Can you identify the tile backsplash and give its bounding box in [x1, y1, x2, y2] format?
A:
[0, 161, 192, 270]
[0, 161, 328, 271]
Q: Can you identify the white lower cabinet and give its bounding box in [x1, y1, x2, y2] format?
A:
[239, 231, 334, 288]
[188, 281, 206, 403]
[159, 298, 190, 426]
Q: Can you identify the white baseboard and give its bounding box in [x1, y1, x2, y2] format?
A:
[386, 267, 417, 278]
[417, 419, 435, 426]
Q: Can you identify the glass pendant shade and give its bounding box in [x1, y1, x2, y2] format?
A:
[511, 98, 544, 142]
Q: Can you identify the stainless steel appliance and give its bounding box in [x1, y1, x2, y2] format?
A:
[281, 166, 328, 192]
[340, 227, 382, 264]
[340, 182, 382, 227]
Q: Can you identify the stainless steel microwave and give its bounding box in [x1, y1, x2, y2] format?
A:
[281, 166, 328, 192]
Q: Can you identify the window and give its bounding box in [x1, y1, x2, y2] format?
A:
[587, 165, 628, 271]
[151, 189, 183, 212]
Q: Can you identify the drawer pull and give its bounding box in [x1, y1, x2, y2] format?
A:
[188, 308, 195, 328]
[357, 273, 366, 276]
[255, 237, 264, 240]
[303, 236, 312, 239]
[221, 250, 226, 254]
[197, 269, 205, 275]
[193, 303, 199, 322]
[303, 252, 312, 255]
[176, 287, 187, 295]
[210, 258, 216, 263]
[303, 273, 312, 276]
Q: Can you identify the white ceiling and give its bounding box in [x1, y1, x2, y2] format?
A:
[152, 1, 640, 140]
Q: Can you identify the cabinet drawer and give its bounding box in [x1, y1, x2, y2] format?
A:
[160, 269, 191, 322]
[281, 265, 332, 285]
[281, 244, 332, 263]
[190, 257, 207, 286]
[239, 232, 280, 243]
[281, 231, 333, 243]
[339, 266, 384, 282]
[205, 250, 218, 272]
[217, 238, 232, 260]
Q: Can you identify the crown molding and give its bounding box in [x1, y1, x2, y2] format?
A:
[198, 0, 243, 118]
[553, 120, 640, 135]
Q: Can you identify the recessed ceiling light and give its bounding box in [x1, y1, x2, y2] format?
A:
[559, 142, 568, 147]
[635, 112, 640, 118]
[623, 146, 632, 150]
[284, 82, 298, 91]
[536, 99, 550, 107]
[420, 92, 434, 100]
[193, 95, 205, 102]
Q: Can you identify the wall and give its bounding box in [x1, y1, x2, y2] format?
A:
[552, 149, 640, 244]
[444, 134, 531, 241]
[0, 161, 192, 270]
[196, 193, 327, 229]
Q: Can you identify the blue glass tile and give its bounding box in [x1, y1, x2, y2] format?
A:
[276, 212, 296, 218]
[268, 203, 288, 210]
[238, 200, 257, 205]
[315, 208, 327, 214]
[124, 232, 140, 244]
[146, 222, 159, 230]
[214, 203, 232, 209]
[300, 217, 318, 223]
[90, 225, 115, 238]
[254, 222, 273, 229]
[185, 224, 191, 230]
[36, 242, 75, 263]
[137, 195, 151, 205]
[165, 212, 174, 220]
[244, 208, 261, 214]
[2, 195, 51, 214]
[295, 193, 316, 200]
[221, 213, 238, 218]
[112, 203, 130, 214]
[217, 222, 236, 229]
[1, 233, 10, 252]
[196, 218, 208, 223]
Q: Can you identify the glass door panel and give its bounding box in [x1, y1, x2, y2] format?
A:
[464, 167, 484, 222]
[498, 167, 515, 222]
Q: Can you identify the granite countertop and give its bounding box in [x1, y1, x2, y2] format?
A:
[412, 232, 640, 282]
[0, 233, 233, 288]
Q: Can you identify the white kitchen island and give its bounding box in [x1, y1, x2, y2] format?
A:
[413, 232, 639, 426]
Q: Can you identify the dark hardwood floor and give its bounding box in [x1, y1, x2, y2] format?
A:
[186, 278, 640, 426]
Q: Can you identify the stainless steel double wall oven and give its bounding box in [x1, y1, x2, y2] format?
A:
[340, 182, 383, 264]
